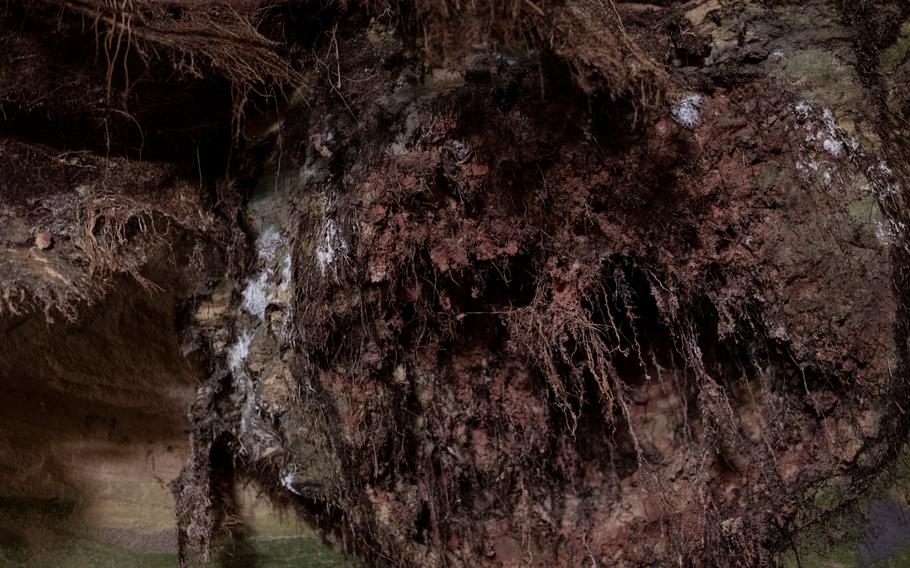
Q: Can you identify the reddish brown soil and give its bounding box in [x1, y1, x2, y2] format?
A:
[260, 37, 906, 565]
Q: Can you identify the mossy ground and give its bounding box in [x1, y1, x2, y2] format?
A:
[0, 530, 344, 568]
[782, 451, 910, 567]
[0, 488, 346, 567]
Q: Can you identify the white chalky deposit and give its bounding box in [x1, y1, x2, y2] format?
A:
[671, 94, 703, 129]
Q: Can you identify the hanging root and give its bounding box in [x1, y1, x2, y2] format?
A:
[82, 192, 163, 291]
[30, 0, 303, 137]
[679, 317, 739, 448]
[172, 367, 234, 568]
[80, 174, 224, 291]
[412, 0, 666, 104]
[506, 264, 648, 461]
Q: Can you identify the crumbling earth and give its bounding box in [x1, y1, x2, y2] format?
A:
[3, 0, 910, 566]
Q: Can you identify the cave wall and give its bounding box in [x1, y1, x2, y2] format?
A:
[2, 0, 910, 566]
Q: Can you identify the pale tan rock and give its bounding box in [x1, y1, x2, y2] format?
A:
[34, 231, 52, 250]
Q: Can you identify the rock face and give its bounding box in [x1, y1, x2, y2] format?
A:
[3, 0, 910, 566]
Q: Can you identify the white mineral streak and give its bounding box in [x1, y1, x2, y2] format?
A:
[316, 218, 348, 275]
